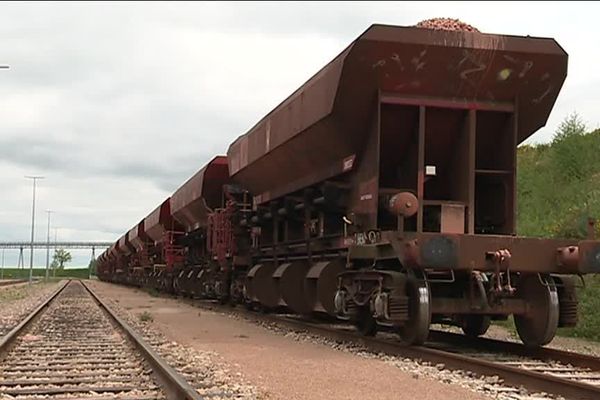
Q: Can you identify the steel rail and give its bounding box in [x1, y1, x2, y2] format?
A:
[191, 299, 600, 400]
[0, 279, 29, 288]
[0, 280, 70, 356]
[428, 330, 600, 371]
[80, 280, 204, 400]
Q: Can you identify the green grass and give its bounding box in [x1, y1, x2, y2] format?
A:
[511, 114, 600, 343]
[0, 287, 30, 302]
[144, 287, 160, 298]
[558, 275, 600, 341]
[493, 315, 517, 336]
[0, 268, 91, 279]
[491, 276, 600, 342]
[138, 311, 153, 322]
[0, 281, 55, 302]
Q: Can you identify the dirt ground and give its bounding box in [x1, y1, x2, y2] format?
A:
[89, 280, 488, 400]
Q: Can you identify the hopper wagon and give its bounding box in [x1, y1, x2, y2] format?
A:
[98, 20, 600, 347]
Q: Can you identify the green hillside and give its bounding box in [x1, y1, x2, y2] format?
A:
[515, 113, 600, 340]
[518, 113, 600, 239]
[0, 268, 90, 279]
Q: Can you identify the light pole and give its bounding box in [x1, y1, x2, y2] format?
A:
[53, 227, 59, 277]
[2, 62, 9, 278]
[45, 210, 54, 281]
[25, 175, 44, 284]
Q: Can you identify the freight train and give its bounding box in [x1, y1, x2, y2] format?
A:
[97, 21, 600, 347]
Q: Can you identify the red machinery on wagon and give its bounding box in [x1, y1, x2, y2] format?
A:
[169, 156, 232, 298]
[137, 198, 185, 292]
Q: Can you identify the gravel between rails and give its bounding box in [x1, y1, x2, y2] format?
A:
[85, 281, 261, 400]
[0, 280, 165, 399]
[0, 281, 63, 337]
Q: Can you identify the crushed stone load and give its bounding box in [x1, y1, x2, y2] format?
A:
[415, 18, 480, 32]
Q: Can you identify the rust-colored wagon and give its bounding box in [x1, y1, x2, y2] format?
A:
[101, 20, 600, 347]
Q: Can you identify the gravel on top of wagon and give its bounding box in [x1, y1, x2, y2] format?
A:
[415, 17, 480, 32]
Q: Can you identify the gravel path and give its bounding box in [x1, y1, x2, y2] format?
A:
[88, 281, 503, 400]
[0, 280, 63, 336]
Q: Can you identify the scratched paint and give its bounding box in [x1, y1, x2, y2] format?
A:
[390, 53, 405, 71]
[372, 59, 386, 69]
[503, 54, 534, 79]
[533, 84, 553, 104]
[411, 49, 427, 72]
[458, 50, 487, 80]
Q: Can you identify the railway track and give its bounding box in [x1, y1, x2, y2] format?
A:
[0, 279, 29, 288]
[0, 280, 202, 400]
[428, 330, 600, 391]
[188, 297, 600, 400]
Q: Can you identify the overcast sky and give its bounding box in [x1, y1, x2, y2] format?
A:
[1, 1, 599, 267]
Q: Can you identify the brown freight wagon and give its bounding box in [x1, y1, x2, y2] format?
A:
[225, 23, 599, 347]
[101, 21, 600, 348]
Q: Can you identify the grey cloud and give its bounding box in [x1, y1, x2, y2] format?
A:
[0, 137, 81, 171]
[0, 134, 215, 194]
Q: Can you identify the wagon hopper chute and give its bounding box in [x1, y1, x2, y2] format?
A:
[142, 198, 185, 292]
[170, 156, 236, 298]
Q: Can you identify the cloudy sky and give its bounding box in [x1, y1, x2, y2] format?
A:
[1, 1, 599, 267]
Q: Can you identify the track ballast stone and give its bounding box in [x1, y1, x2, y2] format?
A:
[0, 281, 165, 399]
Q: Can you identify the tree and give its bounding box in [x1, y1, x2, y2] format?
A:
[51, 249, 72, 271]
[552, 112, 586, 143]
[518, 113, 600, 239]
[551, 112, 588, 183]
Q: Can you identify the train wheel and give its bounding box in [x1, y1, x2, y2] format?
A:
[514, 274, 559, 348]
[355, 305, 377, 336]
[397, 273, 431, 345]
[461, 315, 491, 337]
